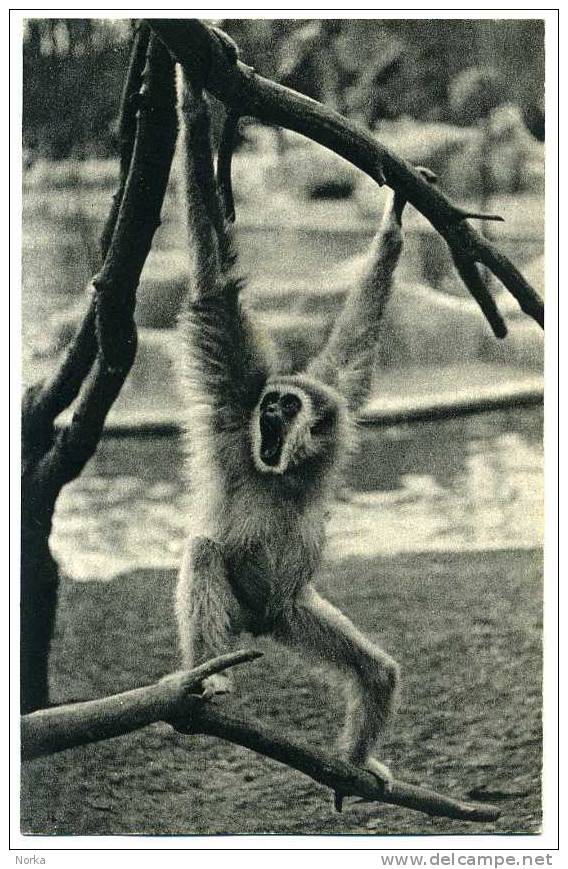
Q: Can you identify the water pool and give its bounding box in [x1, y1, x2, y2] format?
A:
[51, 405, 543, 580]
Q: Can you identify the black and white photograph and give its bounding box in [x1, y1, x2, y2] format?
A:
[16, 12, 554, 845]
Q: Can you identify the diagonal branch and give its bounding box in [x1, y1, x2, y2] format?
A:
[176, 700, 500, 823]
[23, 24, 151, 444]
[148, 18, 544, 338]
[21, 32, 178, 713]
[21, 650, 261, 759]
[30, 34, 178, 500]
[21, 657, 500, 825]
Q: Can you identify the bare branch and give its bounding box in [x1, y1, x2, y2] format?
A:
[451, 256, 507, 338]
[21, 32, 178, 712]
[21, 660, 500, 824]
[21, 650, 261, 759]
[148, 18, 544, 338]
[32, 34, 178, 498]
[174, 700, 500, 823]
[454, 208, 505, 223]
[99, 22, 151, 261]
[24, 24, 151, 440]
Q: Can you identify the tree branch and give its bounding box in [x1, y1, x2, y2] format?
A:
[21, 656, 499, 825]
[24, 24, 151, 442]
[99, 22, 151, 261]
[177, 701, 501, 823]
[148, 18, 544, 338]
[21, 650, 261, 759]
[21, 32, 178, 712]
[31, 33, 178, 499]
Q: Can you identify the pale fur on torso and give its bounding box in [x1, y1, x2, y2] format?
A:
[177, 322, 335, 623]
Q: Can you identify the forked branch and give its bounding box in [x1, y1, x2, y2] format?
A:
[23, 24, 150, 448]
[21, 30, 178, 713]
[26, 32, 178, 501]
[148, 18, 544, 338]
[21, 652, 499, 824]
[21, 650, 261, 758]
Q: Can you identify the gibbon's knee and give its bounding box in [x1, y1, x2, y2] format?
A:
[344, 646, 400, 712]
[364, 651, 400, 699]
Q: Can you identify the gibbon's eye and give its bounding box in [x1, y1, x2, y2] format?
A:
[311, 411, 333, 435]
[281, 393, 302, 417]
[260, 392, 280, 412]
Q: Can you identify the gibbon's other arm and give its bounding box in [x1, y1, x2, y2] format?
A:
[307, 173, 434, 414]
[177, 70, 273, 420]
[178, 72, 228, 294]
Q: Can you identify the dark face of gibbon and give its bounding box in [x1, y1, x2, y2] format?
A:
[251, 375, 345, 477]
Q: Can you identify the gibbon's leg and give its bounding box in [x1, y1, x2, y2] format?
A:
[275, 585, 400, 785]
[176, 537, 241, 697]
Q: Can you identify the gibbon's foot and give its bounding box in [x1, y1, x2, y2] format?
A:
[364, 756, 394, 794]
[334, 757, 394, 812]
[201, 672, 233, 700]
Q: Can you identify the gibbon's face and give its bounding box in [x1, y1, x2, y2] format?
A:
[251, 376, 343, 476]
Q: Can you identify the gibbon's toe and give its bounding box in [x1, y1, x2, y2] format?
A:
[201, 672, 233, 700]
[364, 756, 394, 794]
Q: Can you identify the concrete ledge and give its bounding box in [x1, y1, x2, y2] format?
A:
[56, 371, 543, 438]
[361, 375, 543, 425]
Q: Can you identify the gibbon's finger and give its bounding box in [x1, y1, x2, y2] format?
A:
[210, 26, 240, 65]
[414, 166, 438, 185]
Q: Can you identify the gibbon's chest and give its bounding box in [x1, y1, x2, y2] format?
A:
[223, 501, 326, 620]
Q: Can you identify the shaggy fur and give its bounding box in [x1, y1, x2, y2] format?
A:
[175, 71, 405, 779]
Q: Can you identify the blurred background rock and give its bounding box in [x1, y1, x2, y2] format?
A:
[22, 17, 545, 413]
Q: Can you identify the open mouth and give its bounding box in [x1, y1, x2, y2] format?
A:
[259, 414, 284, 467]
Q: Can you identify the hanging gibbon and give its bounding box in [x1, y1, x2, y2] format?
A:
[175, 69, 429, 787]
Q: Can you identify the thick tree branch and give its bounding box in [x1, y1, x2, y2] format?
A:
[148, 17, 544, 338]
[21, 656, 499, 825]
[23, 24, 151, 442]
[21, 650, 261, 759]
[31, 34, 178, 499]
[21, 33, 178, 712]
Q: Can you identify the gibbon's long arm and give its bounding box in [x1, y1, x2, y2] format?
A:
[178, 74, 231, 289]
[177, 71, 273, 423]
[307, 190, 405, 414]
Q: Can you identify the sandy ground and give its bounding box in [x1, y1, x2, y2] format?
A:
[21, 547, 542, 837]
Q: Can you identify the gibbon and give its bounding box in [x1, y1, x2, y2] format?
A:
[175, 70, 425, 786]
